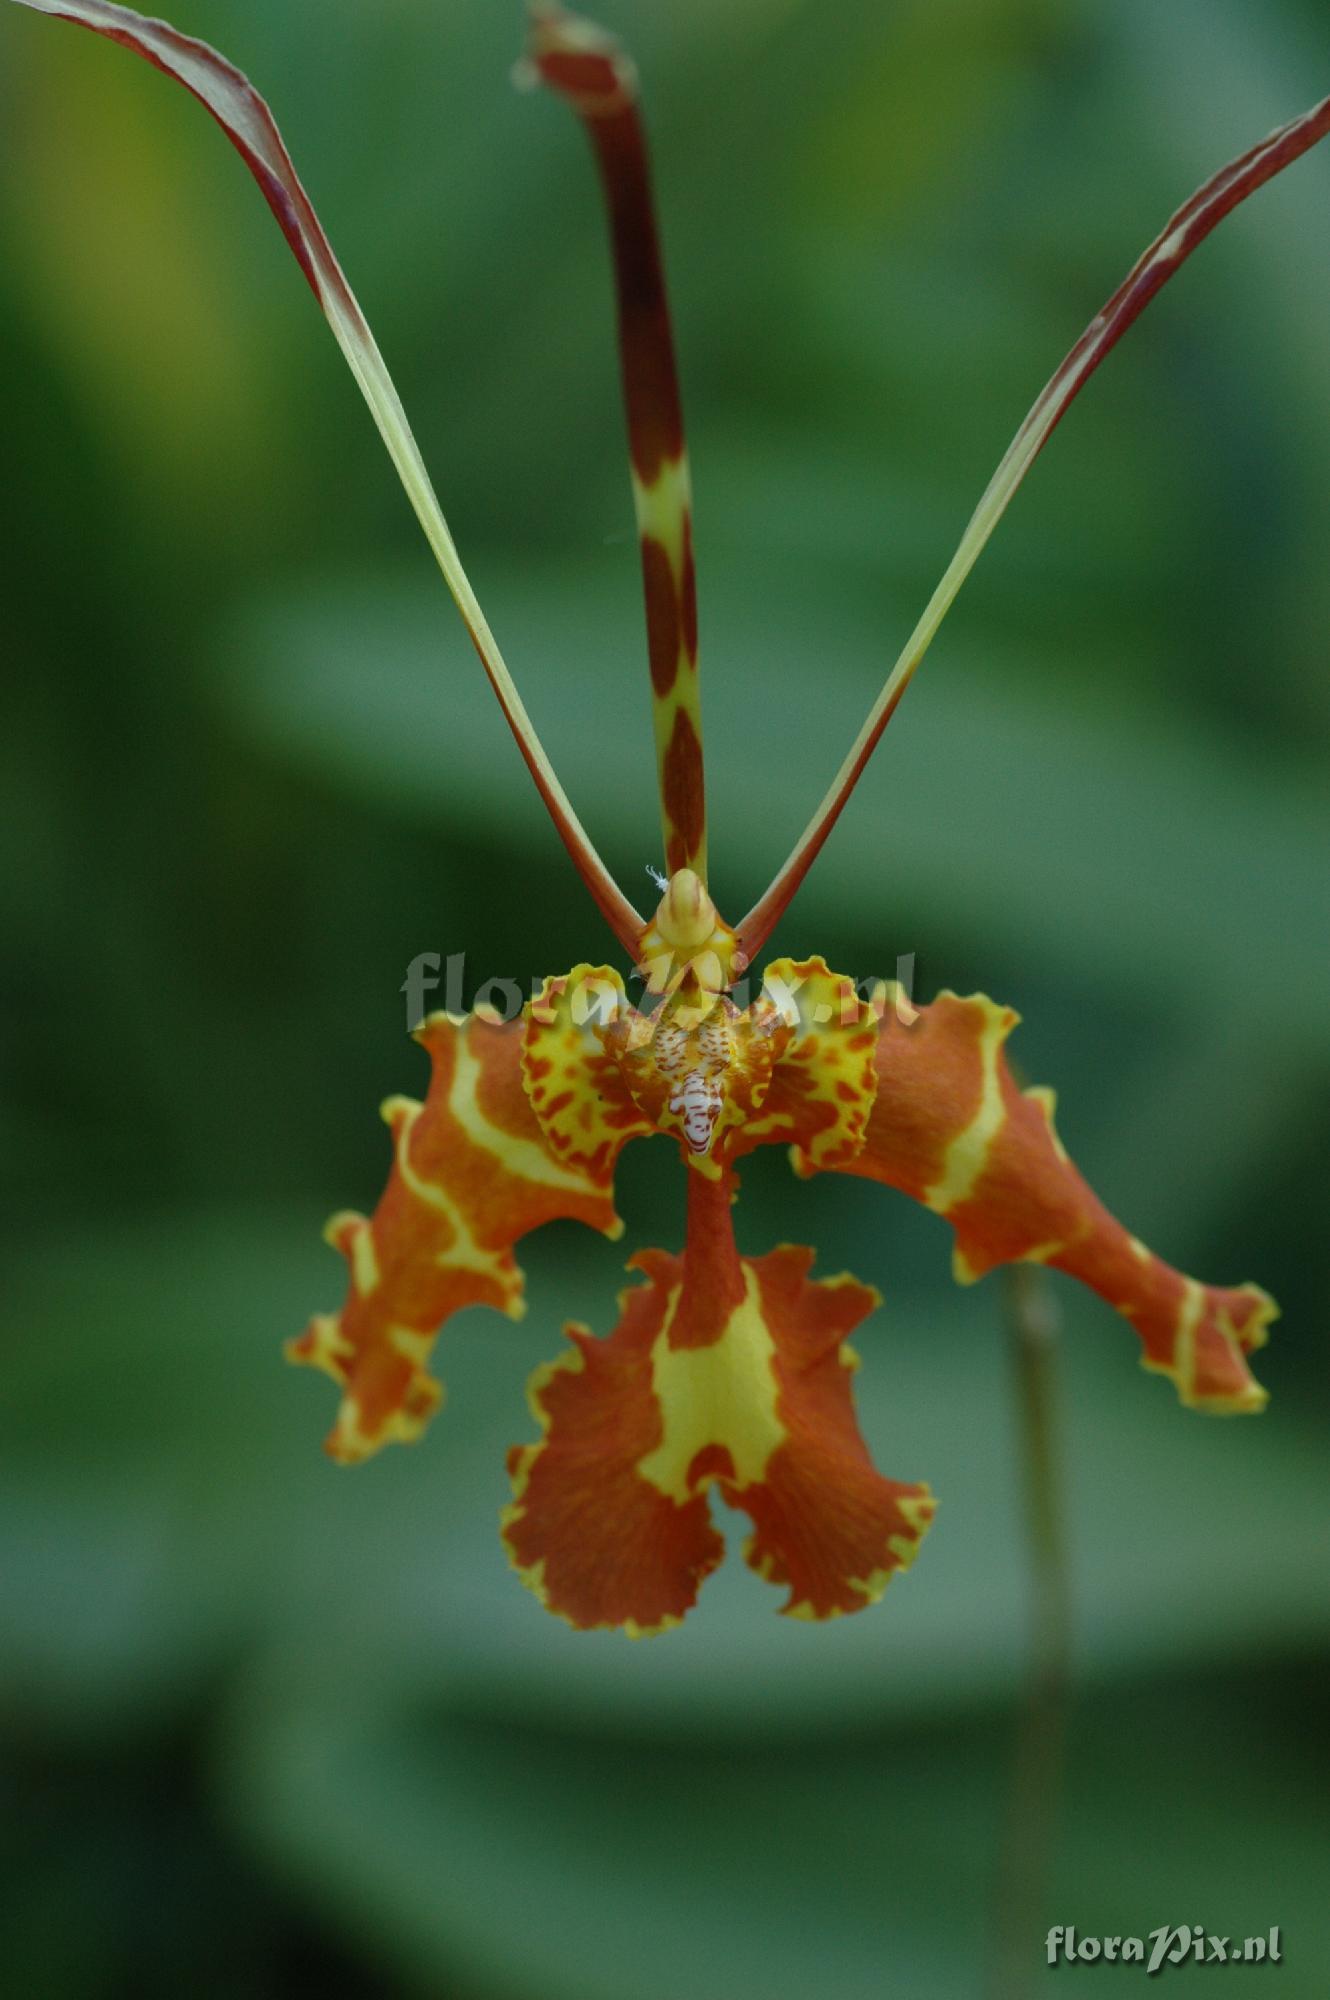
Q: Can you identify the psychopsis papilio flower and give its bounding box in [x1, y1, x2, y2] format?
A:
[11, 0, 1324, 1633]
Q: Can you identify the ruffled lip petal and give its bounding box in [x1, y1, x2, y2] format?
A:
[503, 1167, 933, 1632]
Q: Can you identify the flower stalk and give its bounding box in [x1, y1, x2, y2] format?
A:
[989, 1266, 1073, 2000]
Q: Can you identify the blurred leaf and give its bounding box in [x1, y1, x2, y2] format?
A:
[217, 1671, 993, 2000]
[1090, 1011, 1327, 1247]
[211, 1656, 1330, 2000]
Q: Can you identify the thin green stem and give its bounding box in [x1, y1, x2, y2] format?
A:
[988, 1264, 1073, 1999]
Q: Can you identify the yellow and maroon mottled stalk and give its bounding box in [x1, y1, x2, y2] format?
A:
[527, 4, 706, 880]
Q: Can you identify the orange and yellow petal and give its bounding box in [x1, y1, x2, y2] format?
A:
[503, 1167, 933, 1631]
[834, 989, 1275, 1413]
[287, 1008, 622, 1463]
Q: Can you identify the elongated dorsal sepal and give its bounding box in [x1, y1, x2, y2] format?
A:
[524, 2, 707, 882]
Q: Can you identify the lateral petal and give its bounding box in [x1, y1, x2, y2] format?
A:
[288, 1009, 621, 1463]
[523, 965, 654, 1179]
[736, 956, 880, 1172]
[831, 990, 1275, 1413]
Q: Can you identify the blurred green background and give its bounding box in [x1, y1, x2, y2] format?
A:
[2, 0, 1327, 1993]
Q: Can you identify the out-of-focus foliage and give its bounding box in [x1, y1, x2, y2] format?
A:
[1, 1, 1327, 1993]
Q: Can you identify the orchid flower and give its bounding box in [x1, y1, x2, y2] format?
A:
[14, 0, 1323, 1635]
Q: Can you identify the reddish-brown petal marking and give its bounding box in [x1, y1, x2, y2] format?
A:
[287, 1010, 622, 1464]
[826, 989, 1276, 1412]
[679, 515, 698, 663]
[641, 536, 681, 699]
[503, 1165, 933, 1631]
[661, 708, 705, 880]
[526, 7, 682, 484]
